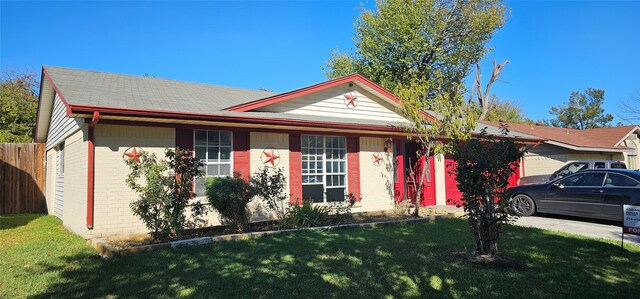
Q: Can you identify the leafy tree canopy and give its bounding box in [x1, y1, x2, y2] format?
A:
[325, 0, 508, 216]
[484, 96, 532, 124]
[0, 70, 39, 143]
[544, 88, 613, 130]
[324, 0, 507, 97]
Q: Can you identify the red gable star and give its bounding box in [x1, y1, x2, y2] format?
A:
[344, 92, 358, 108]
[263, 149, 280, 166]
[124, 147, 142, 163]
[372, 152, 383, 166]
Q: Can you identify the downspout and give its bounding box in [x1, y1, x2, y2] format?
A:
[86, 112, 100, 229]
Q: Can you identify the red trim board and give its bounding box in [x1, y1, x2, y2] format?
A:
[393, 139, 405, 203]
[86, 112, 100, 229]
[289, 133, 302, 204]
[346, 136, 361, 202]
[233, 131, 251, 179]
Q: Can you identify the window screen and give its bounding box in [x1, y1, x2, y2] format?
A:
[194, 130, 232, 196]
[302, 135, 347, 203]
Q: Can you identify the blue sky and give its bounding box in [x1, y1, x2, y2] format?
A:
[1, 1, 639, 123]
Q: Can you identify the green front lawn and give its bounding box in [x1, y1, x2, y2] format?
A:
[1, 214, 639, 298]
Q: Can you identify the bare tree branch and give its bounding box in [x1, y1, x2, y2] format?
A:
[475, 59, 509, 121]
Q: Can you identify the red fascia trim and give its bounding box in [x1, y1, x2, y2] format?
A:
[42, 67, 73, 117]
[346, 136, 361, 202]
[86, 112, 100, 229]
[70, 104, 405, 133]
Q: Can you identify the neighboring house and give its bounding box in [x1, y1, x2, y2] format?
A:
[481, 121, 640, 176]
[35, 66, 539, 238]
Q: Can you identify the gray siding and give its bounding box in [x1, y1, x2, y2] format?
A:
[46, 93, 83, 150]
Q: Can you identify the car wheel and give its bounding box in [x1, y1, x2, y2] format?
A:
[511, 194, 536, 216]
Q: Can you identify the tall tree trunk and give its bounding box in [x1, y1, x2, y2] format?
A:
[412, 159, 428, 217]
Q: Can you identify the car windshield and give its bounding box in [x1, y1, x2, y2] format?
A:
[557, 162, 589, 176]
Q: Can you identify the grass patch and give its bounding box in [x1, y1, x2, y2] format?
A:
[1, 214, 639, 298]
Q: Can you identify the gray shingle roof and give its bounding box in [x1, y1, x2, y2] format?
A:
[41, 66, 547, 139]
[44, 66, 276, 113]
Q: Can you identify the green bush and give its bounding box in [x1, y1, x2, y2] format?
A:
[250, 167, 288, 221]
[206, 173, 256, 232]
[284, 199, 330, 227]
[125, 148, 205, 240]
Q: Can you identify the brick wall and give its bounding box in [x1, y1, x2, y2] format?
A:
[61, 128, 89, 236]
[356, 137, 395, 212]
[91, 124, 175, 238]
[248, 132, 290, 220]
[45, 149, 56, 215]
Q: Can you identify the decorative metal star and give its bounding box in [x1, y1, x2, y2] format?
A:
[262, 149, 280, 166]
[344, 92, 358, 108]
[372, 152, 383, 166]
[124, 147, 142, 163]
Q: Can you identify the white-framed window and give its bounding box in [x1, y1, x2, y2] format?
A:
[302, 135, 347, 203]
[194, 130, 233, 196]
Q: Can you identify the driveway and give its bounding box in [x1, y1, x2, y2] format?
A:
[514, 213, 640, 245]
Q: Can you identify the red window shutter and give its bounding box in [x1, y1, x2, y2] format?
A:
[233, 131, 250, 179]
[393, 139, 405, 203]
[289, 133, 302, 204]
[346, 136, 361, 202]
[175, 128, 194, 151]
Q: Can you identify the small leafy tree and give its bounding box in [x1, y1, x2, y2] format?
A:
[206, 173, 256, 232]
[544, 88, 613, 129]
[450, 126, 523, 255]
[125, 148, 206, 240]
[250, 167, 289, 221]
[0, 69, 38, 142]
[398, 79, 478, 216]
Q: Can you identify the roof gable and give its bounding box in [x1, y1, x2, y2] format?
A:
[225, 74, 402, 111]
[250, 82, 411, 124]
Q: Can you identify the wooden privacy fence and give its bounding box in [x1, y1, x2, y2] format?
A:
[0, 143, 46, 214]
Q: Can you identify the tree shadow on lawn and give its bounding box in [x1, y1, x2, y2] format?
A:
[0, 214, 43, 230]
[33, 219, 640, 298]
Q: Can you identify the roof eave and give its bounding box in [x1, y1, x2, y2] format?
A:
[68, 104, 406, 134]
[546, 140, 634, 153]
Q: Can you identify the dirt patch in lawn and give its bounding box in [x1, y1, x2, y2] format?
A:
[448, 251, 527, 271]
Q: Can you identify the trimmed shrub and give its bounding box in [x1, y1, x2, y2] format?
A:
[206, 173, 256, 232]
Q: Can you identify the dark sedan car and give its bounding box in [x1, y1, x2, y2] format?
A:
[508, 169, 640, 221]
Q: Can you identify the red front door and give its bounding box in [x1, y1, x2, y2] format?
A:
[404, 142, 436, 206]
